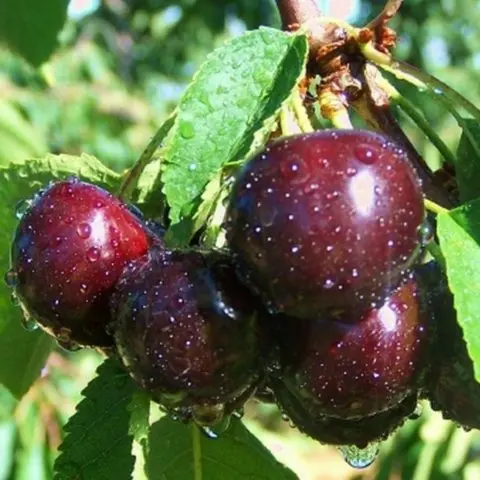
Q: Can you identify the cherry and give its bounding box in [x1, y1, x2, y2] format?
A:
[270, 377, 417, 447]
[226, 129, 425, 318]
[268, 277, 430, 420]
[421, 261, 480, 429]
[9, 178, 153, 348]
[111, 247, 267, 426]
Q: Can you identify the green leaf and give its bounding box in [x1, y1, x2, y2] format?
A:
[54, 358, 137, 480]
[437, 198, 480, 381]
[455, 119, 480, 203]
[0, 320, 54, 399]
[0, 154, 121, 398]
[146, 418, 298, 480]
[161, 27, 308, 227]
[0, 0, 69, 66]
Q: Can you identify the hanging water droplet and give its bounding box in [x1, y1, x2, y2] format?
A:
[192, 403, 225, 426]
[4, 269, 18, 288]
[201, 426, 219, 439]
[338, 442, 379, 469]
[232, 408, 244, 419]
[198, 415, 231, 439]
[15, 199, 31, 219]
[21, 315, 39, 332]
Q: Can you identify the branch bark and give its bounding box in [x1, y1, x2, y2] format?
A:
[275, 0, 321, 29]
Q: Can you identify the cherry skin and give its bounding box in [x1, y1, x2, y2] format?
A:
[270, 376, 417, 447]
[421, 261, 480, 429]
[9, 178, 153, 348]
[269, 277, 430, 420]
[111, 247, 268, 426]
[226, 129, 425, 318]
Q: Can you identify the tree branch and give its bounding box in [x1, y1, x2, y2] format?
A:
[275, 0, 321, 29]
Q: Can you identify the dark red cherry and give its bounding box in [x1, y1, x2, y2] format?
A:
[269, 277, 430, 420]
[421, 261, 480, 429]
[226, 129, 425, 318]
[111, 248, 267, 425]
[270, 376, 417, 447]
[9, 178, 153, 348]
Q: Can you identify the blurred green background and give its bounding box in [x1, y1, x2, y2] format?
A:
[1, 0, 480, 478]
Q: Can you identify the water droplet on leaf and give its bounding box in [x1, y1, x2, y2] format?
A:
[21, 315, 39, 332]
[180, 121, 195, 139]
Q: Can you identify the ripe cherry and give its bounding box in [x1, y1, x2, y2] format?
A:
[226, 129, 425, 318]
[9, 178, 153, 348]
[269, 277, 430, 420]
[111, 247, 267, 426]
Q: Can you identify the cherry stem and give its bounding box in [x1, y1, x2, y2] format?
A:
[291, 90, 314, 132]
[275, 0, 321, 29]
[118, 111, 176, 202]
[424, 198, 449, 215]
[319, 90, 353, 129]
[376, 60, 480, 122]
[366, 0, 403, 29]
[379, 79, 456, 165]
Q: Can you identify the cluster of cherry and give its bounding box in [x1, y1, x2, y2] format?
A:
[7, 129, 479, 448]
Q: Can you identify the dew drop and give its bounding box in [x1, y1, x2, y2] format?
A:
[180, 121, 195, 139]
[86, 247, 101, 263]
[188, 163, 197, 172]
[354, 144, 380, 165]
[76, 223, 91, 239]
[4, 269, 18, 288]
[232, 408, 244, 419]
[15, 199, 31, 219]
[192, 403, 225, 426]
[198, 415, 231, 439]
[338, 442, 379, 469]
[200, 426, 220, 439]
[21, 315, 39, 332]
[10, 292, 19, 306]
[324, 278, 335, 289]
[418, 220, 433, 246]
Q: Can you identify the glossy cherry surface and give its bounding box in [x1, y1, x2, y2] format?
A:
[10, 178, 152, 348]
[226, 129, 425, 318]
[270, 278, 430, 420]
[112, 248, 267, 424]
